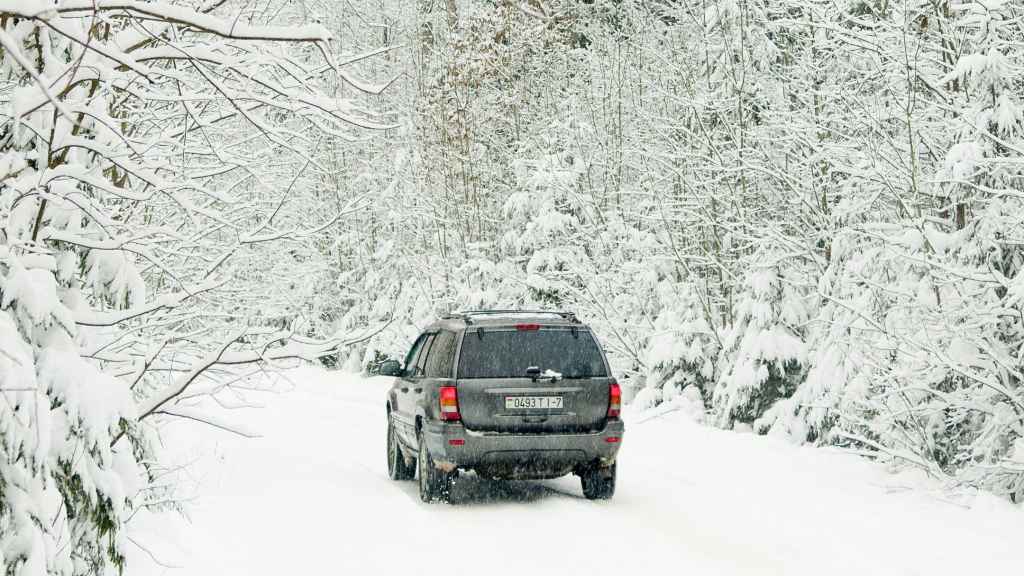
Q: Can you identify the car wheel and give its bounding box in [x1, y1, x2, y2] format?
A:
[581, 462, 616, 500]
[387, 414, 415, 481]
[418, 434, 454, 503]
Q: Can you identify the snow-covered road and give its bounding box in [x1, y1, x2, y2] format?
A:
[132, 367, 1023, 576]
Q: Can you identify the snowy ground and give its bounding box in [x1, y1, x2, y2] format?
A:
[130, 367, 1024, 576]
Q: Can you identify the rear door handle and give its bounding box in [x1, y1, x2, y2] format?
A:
[413, 387, 422, 393]
[400, 387, 409, 393]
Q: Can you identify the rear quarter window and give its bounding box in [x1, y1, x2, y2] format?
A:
[425, 331, 457, 378]
[457, 328, 608, 379]
[409, 333, 435, 377]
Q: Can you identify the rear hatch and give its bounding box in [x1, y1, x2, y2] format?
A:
[455, 325, 611, 433]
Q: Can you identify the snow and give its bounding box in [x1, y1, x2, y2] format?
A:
[1, 261, 74, 330]
[130, 366, 1024, 576]
[46, 2, 332, 42]
[540, 368, 562, 381]
[457, 311, 567, 321]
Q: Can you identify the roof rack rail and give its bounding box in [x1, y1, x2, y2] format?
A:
[441, 309, 580, 325]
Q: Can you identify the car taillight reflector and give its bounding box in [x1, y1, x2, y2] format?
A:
[515, 323, 541, 331]
[605, 437, 621, 443]
[440, 386, 460, 421]
[448, 439, 465, 446]
[608, 382, 621, 419]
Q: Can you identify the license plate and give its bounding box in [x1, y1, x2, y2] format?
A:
[505, 396, 563, 410]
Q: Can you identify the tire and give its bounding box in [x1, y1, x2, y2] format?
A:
[581, 462, 616, 500]
[418, 433, 454, 503]
[387, 414, 415, 481]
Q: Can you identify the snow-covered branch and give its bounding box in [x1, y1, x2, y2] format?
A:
[5, 1, 332, 42]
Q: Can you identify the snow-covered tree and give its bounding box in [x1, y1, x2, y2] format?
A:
[502, 116, 592, 306]
[714, 253, 811, 428]
[1, 2, 390, 573]
[637, 281, 720, 409]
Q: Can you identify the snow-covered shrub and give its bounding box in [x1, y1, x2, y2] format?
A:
[629, 381, 707, 423]
[641, 282, 719, 406]
[630, 386, 663, 412]
[713, 255, 811, 428]
[762, 215, 1024, 498]
[757, 227, 901, 444]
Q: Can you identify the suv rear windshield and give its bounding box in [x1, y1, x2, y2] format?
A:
[457, 328, 608, 379]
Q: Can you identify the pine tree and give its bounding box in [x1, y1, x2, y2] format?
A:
[714, 254, 811, 428]
[640, 281, 719, 408]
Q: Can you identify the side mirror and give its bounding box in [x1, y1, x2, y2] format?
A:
[379, 359, 403, 377]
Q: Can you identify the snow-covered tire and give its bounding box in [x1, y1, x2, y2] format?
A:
[418, 434, 453, 503]
[387, 414, 415, 481]
[581, 462, 616, 500]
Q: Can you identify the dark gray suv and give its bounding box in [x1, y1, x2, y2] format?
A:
[381, 310, 624, 503]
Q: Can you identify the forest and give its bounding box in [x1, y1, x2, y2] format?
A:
[1, 1, 1022, 574]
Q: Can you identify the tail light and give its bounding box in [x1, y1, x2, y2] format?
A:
[440, 386, 460, 421]
[607, 382, 621, 419]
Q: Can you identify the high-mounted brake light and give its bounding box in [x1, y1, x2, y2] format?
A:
[515, 323, 541, 331]
[607, 382, 621, 419]
[439, 386, 460, 422]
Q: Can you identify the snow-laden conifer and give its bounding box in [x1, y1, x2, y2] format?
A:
[714, 254, 811, 428]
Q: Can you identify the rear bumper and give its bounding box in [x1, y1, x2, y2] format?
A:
[422, 419, 624, 478]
